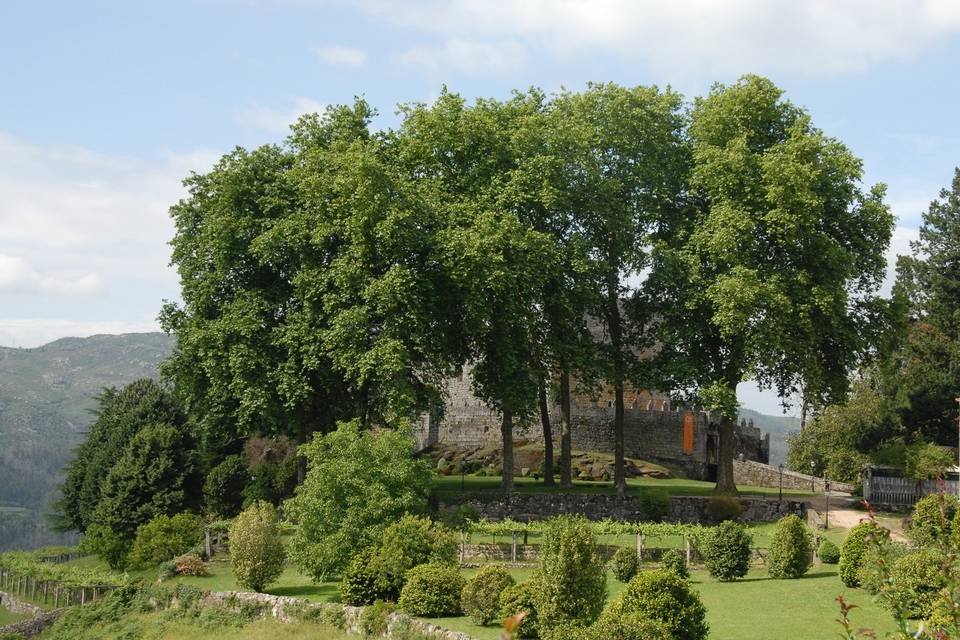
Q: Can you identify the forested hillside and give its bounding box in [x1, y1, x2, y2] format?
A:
[0, 332, 173, 549]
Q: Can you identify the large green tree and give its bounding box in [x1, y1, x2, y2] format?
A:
[57, 378, 184, 532]
[649, 75, 893, 493]
[548, 84, 688, 496]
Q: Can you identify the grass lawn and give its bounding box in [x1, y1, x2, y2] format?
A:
[434, 473, 816, 499]
[0, 604, 28, 626]
[426, 567, 901, 640]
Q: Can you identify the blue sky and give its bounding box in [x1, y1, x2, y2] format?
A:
[1, 1, 958, 414]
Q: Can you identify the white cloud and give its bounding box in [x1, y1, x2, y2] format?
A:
[234, 97, 326, 134]
[313, 44, 368, 67]
[399, 38, 527, 74]
[346, 0, 960, 77]
[0, 254, 102, 295]
[0, 319, 162, 349]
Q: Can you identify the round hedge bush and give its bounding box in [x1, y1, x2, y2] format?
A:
[661, 548, 688, 579]
[378, 515, 458, 594]
[499, 581, 538, 639]
[768, 515, 813, 579]
[839, 521, 883, 588]
[817, 539, 840, 564]
[909, 493, 959, 547]
[885, 549, 947, 619]
[611, 547, 640, 583]
[707, 496, 742, 523]
[229, 501, 286, 593]
[128, 513, 203, 568]
[701, 520, 752, 582]
[585, 611, 671, 640]
[857, 541, 909, 595]
[339, 546, 391, 606]
[398, 563, 465, 617]
[203, 455, 248, 518]
[462, 564, 515, 625]
[533, 515, 607, 631]
[610, 569, 709, 640]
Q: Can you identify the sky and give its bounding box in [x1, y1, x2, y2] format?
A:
[0, 0, 958, 415]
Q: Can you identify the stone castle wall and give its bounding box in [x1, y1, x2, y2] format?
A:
[415, 371, 771, 480]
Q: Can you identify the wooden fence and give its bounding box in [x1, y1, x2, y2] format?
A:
[863, 476, 959, 509]
[0, 569, 117, 609]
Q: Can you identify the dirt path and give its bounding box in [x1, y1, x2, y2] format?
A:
[806, 494, 908, 541]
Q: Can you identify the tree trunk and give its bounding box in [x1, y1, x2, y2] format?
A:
[606, 277, 627, 498]
[559, 368, 573, 489]
[714, 412, 738, 495]
[539, 381, 555, 487]
[501, 408, 514, 493]
[799, 396, 809, 432]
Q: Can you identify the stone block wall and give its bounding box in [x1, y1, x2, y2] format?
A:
[733, 460, 855, 493]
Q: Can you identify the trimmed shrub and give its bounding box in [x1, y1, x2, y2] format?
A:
[173, 553, 209, 576]
[610, 569, 709, 640]
[839, 520, 883, 587]
[462, 564, 515, 625]
[640, 489, 671, 522]
[128, 513, 203, 568]
[339, 546, 391, 606]
[661, 548, 689, 579]
[610, 547, 640, 583]
[229, 501, 286, 592]
[858, 541, 910, 595]
[79, 523, 131, 570]
[707, 496, 742, 523]
[499, 581, 538, 639]
[817, 539, 840, 564]
[885, 549, 948, 619]
[378, 515, 458, 594]
[203, 455, 248, 518]
[768, 515, 813, 579]
[532, 515, 607, 632]
[585, 611, 671, 640]
[909, 492, 959, 547]
[398, 563, 465, 617]
[701, 521, 752, 581]
[359, 600, 395, 638]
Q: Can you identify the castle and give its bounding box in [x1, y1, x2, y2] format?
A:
[414, 366, 770, 481]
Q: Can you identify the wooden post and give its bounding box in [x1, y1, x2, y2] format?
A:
[511, 531, 518, 562]
[81, 587, 86, 605]
[459, 532, 465, 564]
[205, 528, 212, 559]
[54, 585, 59, 608]
[636, 533, 644, 561]
[685, 537, 692, 566]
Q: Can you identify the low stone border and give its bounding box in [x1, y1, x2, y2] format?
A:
[0, 591, 64, 637]
[202, 591, 473, 640]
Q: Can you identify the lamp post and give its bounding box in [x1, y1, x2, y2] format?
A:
[824, 479, 830, 530]
[778, 463, 784, 502]
[810, 461, 815, 492]
[956, 397, 960, 499]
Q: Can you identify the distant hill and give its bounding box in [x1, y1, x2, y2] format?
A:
[0, 332, 174, 550]
[738, 407, 801, 468]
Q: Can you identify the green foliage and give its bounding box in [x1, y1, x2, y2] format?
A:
[359, 600, 395, 639]
[610, 546, 640, 583]
[339, 547, 391, 606]
[397, 563, 465, 617]
[533, 515, 607, 631]
[910, 492, 960, 546]
[241, 437, 298, 507]
[89, 422, 200, 539]
[128, 513, 203, 568]
[839, 520, 883, 587]
[884, 549, 948, 620]
[701, 520, 752, 581]
[499, 581, 538, 639]
[858, 541, 910, 595]
[818, 539, 840, 564]
[767, 515, 813, 579]
[582, 611, 671, 640]
[0, 549, 124, 589]
[639, 489, 671, 522]
[906, 443, 955, 482]
[608, 569, 709, 640]
[78, 523, 131, 571]
[706, 496, 741, 523]
[661, 548, 689, 579]
[58, 378, 185, 533]
[284, 421, 433, 582]
[378, 515, 457, 592]
[461, 564, 515, 625]
[229, 501, 285, 592]
[203, 455, 248, 518]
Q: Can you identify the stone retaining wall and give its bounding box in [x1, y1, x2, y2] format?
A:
[0, 590, 63, 638]
[441, 493, 805, 524]
[733, 460, 855, 493]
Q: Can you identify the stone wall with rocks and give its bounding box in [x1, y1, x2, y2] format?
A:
[733, 460, 855, 493]
[439, 493, 805, 524]
[0, 591, 62, 637]
[201, 591, 472, 640]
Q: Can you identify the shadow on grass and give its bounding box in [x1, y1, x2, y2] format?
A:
[268, 584, 340, 601]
